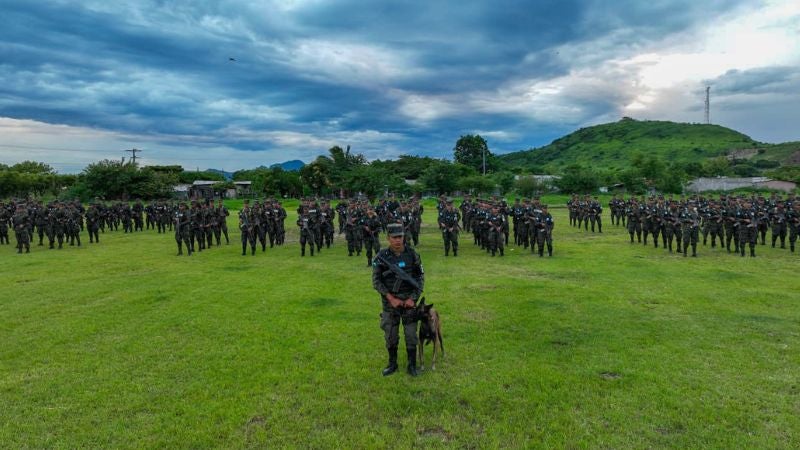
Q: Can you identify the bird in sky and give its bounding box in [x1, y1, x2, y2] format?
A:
[229, 57, 236, 62]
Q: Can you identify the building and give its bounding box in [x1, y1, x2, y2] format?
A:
[233, 181, 253, 198]
[189, 180, 217, 200]
[686, 177, 796, 193]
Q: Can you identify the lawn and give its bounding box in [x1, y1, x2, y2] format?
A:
[1, 200, 798, 448]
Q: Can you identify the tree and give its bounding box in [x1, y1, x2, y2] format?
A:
[454, 135, 493, 174]
[420, 161, 460, 195]
[300, 158, 332, 196]
[514, 176, 548, 198]
[10, 161, 55, 175]
[491, 172, 515, 195]
[555, 164, 600, 193]
[459, 175, 495, 196]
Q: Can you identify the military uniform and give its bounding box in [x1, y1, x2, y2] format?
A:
[438, 202, 460, 256]
[174, 204, 192, 255]
[372, 223, 424, 376]
[239, 203, 257, 256]
[12, 206, 31, 253]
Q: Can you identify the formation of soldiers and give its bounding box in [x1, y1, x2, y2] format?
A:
[457, 195, 554, 257]
[567, 194, 603, 233]
[1, 199, 86, 253]
[612, 192, 800, 257]
[173, 199, 232, 256]
[294, 195, 424, 266]
[236, 199, 286, 256]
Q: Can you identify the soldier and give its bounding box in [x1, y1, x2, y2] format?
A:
[587, 196, 603, 233]
[86, 203, 101, 243]
[487, 205, 505, 257]
[174, 202, 192, 256]
[788, 202, 800, 252]
[705, 200, 724, 249]
[626, 197, 642, 243]
[132, 200, 144, 232]
[663, 201, 680, 253]
[770, 202, 787, 248]
[239, 200, 257, 256]
[535, 204, 554, 257]
[12, 204, 31, 254]
[680, 201, 700, 257]
[191, 202, 205, 252]
[361, 207, 382, 266]
[320, 200, 335, 249]
[216, 199, 230, 245]
[297, 205, 316, 256]
[0, 201, 10, 245]
[344, 202, 362, 256]
[66, 203, 82, 247]
[372, 223, 424, 377]
[34, 200, 48, 246]
[438, 199, 460, 257]
[736, 200, 758, 257]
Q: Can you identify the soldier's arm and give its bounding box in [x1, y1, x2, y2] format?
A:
[372, 258, 390, 297]
[413, 252, 425, 294]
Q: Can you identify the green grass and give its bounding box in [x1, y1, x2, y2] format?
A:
[1, 201, 799, 448]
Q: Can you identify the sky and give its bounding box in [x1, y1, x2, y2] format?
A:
[1, 0, 799, 173]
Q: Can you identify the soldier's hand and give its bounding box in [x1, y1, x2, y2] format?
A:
[403, 299, 415, 309]
[386, 294, 402, 308]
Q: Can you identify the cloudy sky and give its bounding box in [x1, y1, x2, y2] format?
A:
[1, 0, 798, 173]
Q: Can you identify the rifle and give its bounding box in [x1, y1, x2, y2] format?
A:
[376, 252, 422, 297]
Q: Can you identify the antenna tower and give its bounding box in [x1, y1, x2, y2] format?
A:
[704, 86, 710, 124]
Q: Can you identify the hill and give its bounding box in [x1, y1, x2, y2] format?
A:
[270, 159, 305, 171]
[499, 118, 769, 171]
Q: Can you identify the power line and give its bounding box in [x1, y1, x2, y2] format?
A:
[126, 148, 142, 164]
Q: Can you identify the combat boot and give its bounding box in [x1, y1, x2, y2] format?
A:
[750, 248, 756, 257]
[453, 248, 457, 257]
[407, 348, 419, 377]
[382, 347, 398, 376]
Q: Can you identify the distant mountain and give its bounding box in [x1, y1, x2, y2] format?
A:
[498, 118, 774, 171]
[206, 168, 234, 181]
[270, 160, 305, 171]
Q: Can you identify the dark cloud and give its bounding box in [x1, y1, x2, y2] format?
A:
[0, 0, 796, 170]
[706, 67, 799, 96]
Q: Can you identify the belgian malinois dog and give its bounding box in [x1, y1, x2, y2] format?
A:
[415, 298, 444, 371]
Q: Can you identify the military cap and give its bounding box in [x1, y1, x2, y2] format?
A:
[387, 223, 404, 237]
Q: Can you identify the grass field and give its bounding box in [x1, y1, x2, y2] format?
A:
[1, 200, 799, 448]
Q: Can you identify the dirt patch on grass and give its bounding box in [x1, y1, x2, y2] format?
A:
[418, 425, 453, 442]
[600, 371, 621, 380]
[247, 415, 266, 427]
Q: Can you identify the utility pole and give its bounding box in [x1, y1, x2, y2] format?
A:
[704, 86, 710, 125]
[126, 148, 142, 165]
[482, 148, 486, 176]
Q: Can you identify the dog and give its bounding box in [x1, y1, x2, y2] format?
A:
[415, 297, 444, 371]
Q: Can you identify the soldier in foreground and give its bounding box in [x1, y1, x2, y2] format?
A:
[372, 223, 425, 377]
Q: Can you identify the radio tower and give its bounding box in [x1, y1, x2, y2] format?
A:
[704, 86, 710, 124]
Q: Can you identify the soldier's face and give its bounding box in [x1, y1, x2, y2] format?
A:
[388, 234, 404, 252]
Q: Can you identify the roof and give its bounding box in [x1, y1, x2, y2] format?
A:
[234, 181, 252, 185]
[192, 180, 218, 186]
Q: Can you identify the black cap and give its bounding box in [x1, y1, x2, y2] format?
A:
[387, 223, 404, 237]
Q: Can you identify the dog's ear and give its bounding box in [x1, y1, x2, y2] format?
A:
[418, 297, 426, 306]
[425, 303, 434, 311]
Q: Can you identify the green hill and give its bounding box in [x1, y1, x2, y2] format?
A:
[500, 118, 767, 171]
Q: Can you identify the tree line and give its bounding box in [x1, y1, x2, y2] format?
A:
[3, 134, 796, 201]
